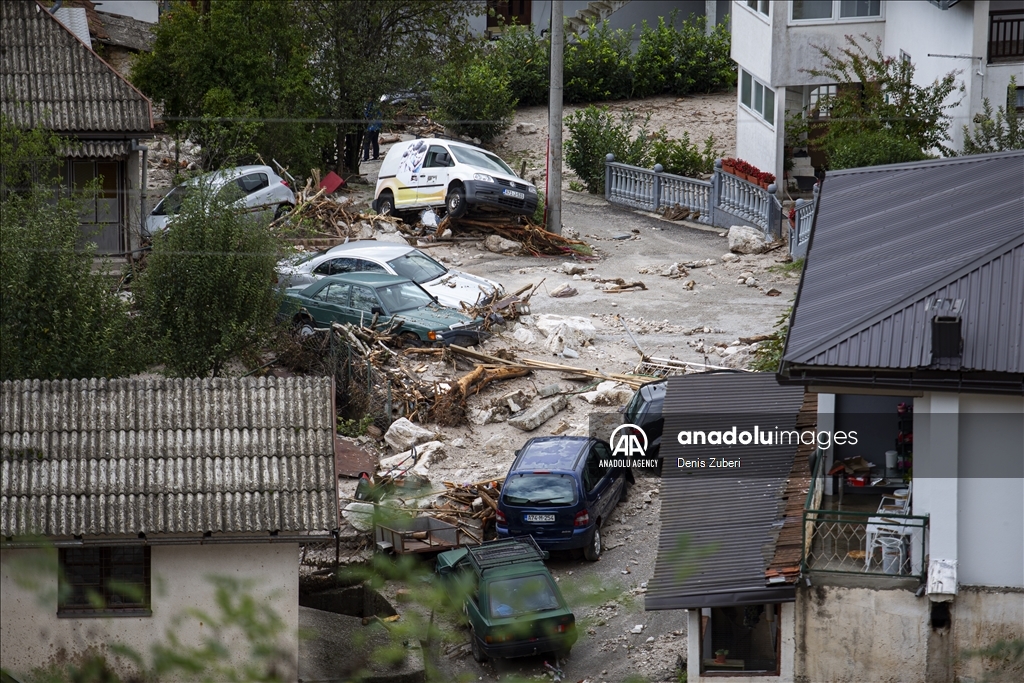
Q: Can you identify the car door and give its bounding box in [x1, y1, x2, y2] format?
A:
[417, 145, 453, 205]
[238, 172, 272, 216]
[304, 282, 350, 326]
[311, 257, 359, 281]
[583, 442, 616, 522]
[348, 284, 386, 328]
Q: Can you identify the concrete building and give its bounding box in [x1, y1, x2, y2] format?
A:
[729, 0, 1024, 187]
[0, 377, 339, 679]
[0, 0, 155, 256]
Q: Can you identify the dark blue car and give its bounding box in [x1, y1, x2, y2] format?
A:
[496, 437, 634, 561]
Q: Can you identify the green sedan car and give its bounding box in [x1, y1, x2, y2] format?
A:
[280, 272, 486, 345]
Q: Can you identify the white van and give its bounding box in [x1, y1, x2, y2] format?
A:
[373, 138, 538, 219]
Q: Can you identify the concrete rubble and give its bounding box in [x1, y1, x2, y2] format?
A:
[508, 394, 569, 431]
[384, 418, 434, 452]
[579, 381, 634, 406]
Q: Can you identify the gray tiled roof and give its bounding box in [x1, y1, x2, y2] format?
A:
[0, 0, 152, 133]
[782, 151, 1024, 388]
[646, 372, 808, 611]
[1, 377, 337, 538]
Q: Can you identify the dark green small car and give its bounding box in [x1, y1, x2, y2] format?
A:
[280, 272, 485, 345]
[436, 536, 577, 663]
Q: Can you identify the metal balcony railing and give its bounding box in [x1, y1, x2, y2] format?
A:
[989, 11, 1024, 63]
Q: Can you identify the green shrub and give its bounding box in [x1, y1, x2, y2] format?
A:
[564, 20, 633, 103]
[650, 131, 720, 177]
[135, 182, 283, 377]
[632, 16, 678, 98]
[673, 15, 735, 94]
[564, 105, 654, 193]
[433, 58, 516, 142]
[488, 22, 549, 107]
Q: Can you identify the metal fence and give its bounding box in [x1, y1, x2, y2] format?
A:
[789, 184, 819, 260]
[801, 456, 928, 581]
[604, 156, 791, 246]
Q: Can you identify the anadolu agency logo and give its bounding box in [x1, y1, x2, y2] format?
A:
[603, 424, 660, 469]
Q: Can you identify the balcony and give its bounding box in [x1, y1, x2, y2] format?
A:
[988, 11, 1024, 64]
[801, 453, 928, 581]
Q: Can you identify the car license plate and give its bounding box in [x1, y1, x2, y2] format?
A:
[525, 514, 555, 523]
[502, 188, 525, 200]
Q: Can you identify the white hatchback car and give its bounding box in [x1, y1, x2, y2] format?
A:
[276, 242, 504, 310]
[373, 138, 538, 219]
[145, 164, 294, 237]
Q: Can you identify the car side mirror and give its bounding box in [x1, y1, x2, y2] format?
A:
[371, 306, 384, 316]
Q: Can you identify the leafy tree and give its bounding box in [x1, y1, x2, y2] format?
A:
[0, 119, 140, 380]
[434, 57, 517, 142]
[802, 34, 963, 169]
[297, 0, 479, 173]
[134, 182, 282, 377]
[132, 0, 329, 176]
[962, 76, 1024, 154]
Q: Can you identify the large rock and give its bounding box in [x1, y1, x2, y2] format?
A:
[509, 395, 569, 431]
[535, 314, 596, 340]
[484, 234, 522, 254]
[579, 381, 634, 406]
[384, 417, 434, 452]
[379, 440, 445, 471]
[728, 225, 768, 254]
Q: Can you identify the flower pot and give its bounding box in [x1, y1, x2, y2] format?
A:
[744, 173, 757, 183]
[715, 654, 727, 664]
[723, 163, 735, 175]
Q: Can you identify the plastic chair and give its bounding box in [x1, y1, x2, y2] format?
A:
[866, 535, 905, 574]
[877, 481, 912, 514]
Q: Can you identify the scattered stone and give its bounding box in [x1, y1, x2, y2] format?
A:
[579, 381, 634, 406]
[516, 122, 539, 135]
[646, 636, 656, 643]
[766, 287, 782, 297]
[537, 383, 562, 398]
[512, 325, 537, 345]
[559, 347, 580, 359]
[342, 502, 375, 532]
[551, 420, 571, 434]
[561, 262, 586, 275]
[535, 314, 597, 341]
[721, 253, 740, 263]
[483, 433, 507, 454]
[683, 280, 696, 290]
[384, 417, 433, 452]
[550, 282, 578, 298]
[660, 263, 682, 277]
[467, 407, 503, 426]
[509, 395, 569, 431]
[631, 625, 644, 634]
[728, 225, 768, 254]
[484, 234, 521, 254]
[686, 258, 716, 268]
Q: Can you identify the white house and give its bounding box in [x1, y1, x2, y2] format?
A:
[730, 0, 1024, 185]
[0, 377, 339, 680]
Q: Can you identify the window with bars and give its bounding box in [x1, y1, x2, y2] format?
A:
[58, 546, 151, 616]
[740, 70, 776, 126]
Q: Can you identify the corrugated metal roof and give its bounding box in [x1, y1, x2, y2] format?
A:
[63, 139, 132, 158]
[783, 151, 1024, 384]
[645, 372, 808, 611]
[0, 377, 337, 538]
[0, 0, 152, 133]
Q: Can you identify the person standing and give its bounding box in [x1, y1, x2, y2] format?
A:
[362, 100, 382, 162]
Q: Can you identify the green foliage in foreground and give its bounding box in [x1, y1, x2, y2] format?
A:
[962, 76, 1024, 155]
[1, 119, 141, 380]
[750, 305, 794, 373]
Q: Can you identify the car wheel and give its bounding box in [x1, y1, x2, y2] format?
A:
[583, 524, 602, 562]
[294, 315, 316, 339]
[377, 191, 395, 216]
[400, 332, 423, 348]
[446, 185, 467, 218]
[274, 204, 293, 220]
[470, 628, 488, 663]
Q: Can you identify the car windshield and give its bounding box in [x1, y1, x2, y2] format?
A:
[387, 251, 447, 284]
[449, 146, 516, 176]
[152, 185, 190, 216]
[375, 281, 434, 313]
[488, 574, 561, 618]
[502, 474, 576, 506]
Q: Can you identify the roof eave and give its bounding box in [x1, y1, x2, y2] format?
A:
[778, 363, 1024, 396]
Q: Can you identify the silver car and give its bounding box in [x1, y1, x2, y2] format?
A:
[276, 242, 503, 310]
[145, 164, 294, 237]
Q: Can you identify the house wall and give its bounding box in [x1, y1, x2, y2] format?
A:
[687, 601, 795, 682]
[0, 543, 299, 679]
[769, 6, 885, 89]
[793, 584, 1024, 683]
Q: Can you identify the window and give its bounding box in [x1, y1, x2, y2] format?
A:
[237, 173, 269, 194]
[59, 546, 150, 616]
[354, 259, 387, 273]
[702, 604, 781, 675]
[809, 84, 837, 116]
[584, 444, 611, 491]
[316, 283, 349, 304]
[350, 286, 381, 313]
[739, 70, 775, 125]
[313, 257, 358, 276]
[792, 0, 881, 22]
[424, 146, 453, 168]
[745, 0, 769, 16]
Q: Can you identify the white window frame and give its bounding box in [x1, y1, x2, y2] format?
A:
[739, 69, 776, 128]
[789, 0, 884, 25]
[742, 0, 771, 19]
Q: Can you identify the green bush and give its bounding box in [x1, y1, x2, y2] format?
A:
[564, 20, 633, 103]
[673, 15, 735, 94]
[564, 105, 654, 193]
[649, 131, 720, 177]
[488, 22, 549, 107]
[632, 17, 678, 98]
[433, 58, 517, 142]
[135, 182, 283, 377]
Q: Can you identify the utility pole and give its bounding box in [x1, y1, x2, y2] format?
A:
[546, 0, 563, 235]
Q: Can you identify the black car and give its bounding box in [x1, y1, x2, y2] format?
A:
[621, 380, 667, 462]
[496, 437, 633, 561]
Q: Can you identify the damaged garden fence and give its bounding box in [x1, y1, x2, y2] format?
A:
[605, 155, 797, 248]
[789, 184, 819, 260]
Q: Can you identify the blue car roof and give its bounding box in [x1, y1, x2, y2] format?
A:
[513, 437, 590, 472]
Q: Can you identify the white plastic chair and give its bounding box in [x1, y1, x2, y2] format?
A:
[877, 481, 912, 514]
[866, 535, 905, 574]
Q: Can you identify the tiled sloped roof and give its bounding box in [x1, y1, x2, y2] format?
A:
[0, 0, 152, 133]
[645, 372, 809, 611]
[783, 150, 1024, 381]
[0, 377, 337, 538]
